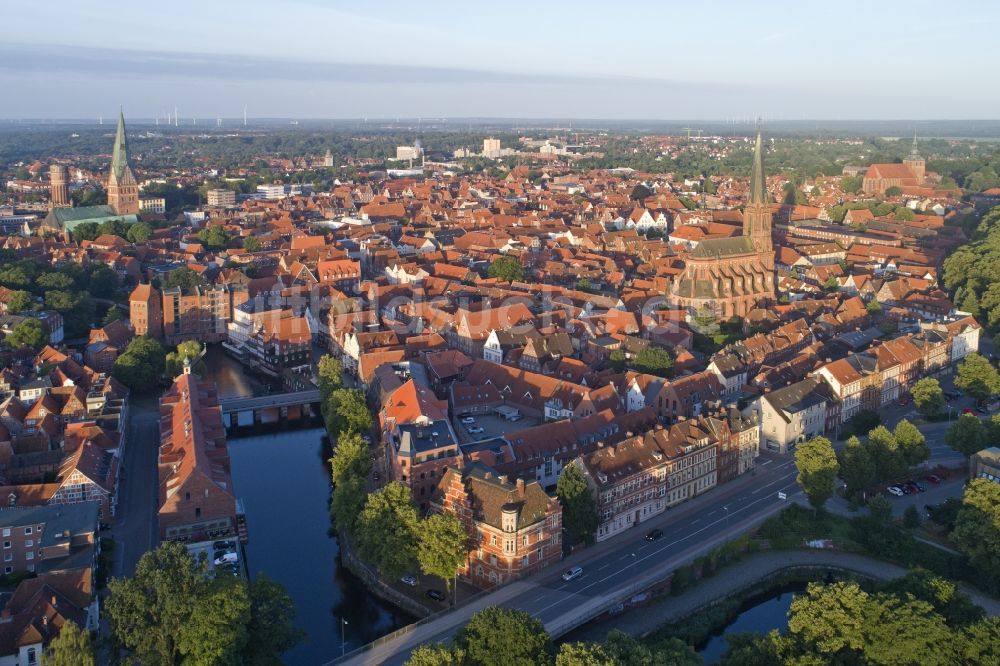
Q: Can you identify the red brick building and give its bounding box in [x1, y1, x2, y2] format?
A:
[128, 283, 162, 340]
[157, 370, 238, 544]
[435, 463, 561, 589]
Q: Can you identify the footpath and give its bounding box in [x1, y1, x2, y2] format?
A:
[573, 549, 1000, 642]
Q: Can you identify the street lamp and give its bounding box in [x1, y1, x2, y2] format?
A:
[724, 505, 730, 528]
[631, 552, 637, 577]
[341, 618, 348, 657]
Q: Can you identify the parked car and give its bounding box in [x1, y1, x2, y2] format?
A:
[426, 589, 446, 602]
[467, 426, 485, 435]
[923, 474, 942, 484]
[887, 486, 904, 497]
[963, 407, 975, 415]
[460, 416, 476, 424]
[400, 575, 417, 587]
[213, 540, 235, 550]
[562, 566, 584, 582]
[645, 528, 664, 541]
[509, 415, 522, 422]
[214, 551, 238, 565]
[897, 398, 909, 406]
[944, 391, 957, 399]
[906, 480, 925, 492]
[373, 471, 380, 481]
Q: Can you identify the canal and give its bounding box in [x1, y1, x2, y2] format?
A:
[697, 584, 802, 664]
[206, 347, 413, 665]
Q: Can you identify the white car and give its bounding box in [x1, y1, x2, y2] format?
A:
[562, 566, 583, 582]
[461, 416, 476, 425]
[467, 426, 485, 435]
[400, 575, 417, 587]
[887, 485, 904, 497]
[214, 551, 238, 566]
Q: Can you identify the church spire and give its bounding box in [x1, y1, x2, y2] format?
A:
[111, 107, 131, 182]
[749, 126, 767, 205]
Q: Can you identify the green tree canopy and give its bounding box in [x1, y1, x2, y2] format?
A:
[5, 289, 33, 314]
[632, 345, 673, 377]
[331, 474, 367, 537]
[197, 225, 231, 251]
[323, 388, 373, 437]
[329, 431, 372, 486]
[795, 436, 839, 509]
[317, 354, 344, 399]
[165, 340, 205, 377]
[356, 482, 420, 580]
[6, 317, 47, 350]
[455, 607, 553, 666]
[556, 462, 599, 546]
[952, 479, 1000, 587]
[113, 335, 166, 391]
[955, 353, 1000, 403]
[103, 304, 126, 326]
[893, 419, 930, 468]
[945, 414, 988, 457]
[912, 377, 945, 418]
[487, 256, 524, 283]
[417, 513, 469, 594]
[44, 620, 95, 666]
[838, 435, 876, 499]
[127, 221, 153, 243]
[163, 267, 206, 292]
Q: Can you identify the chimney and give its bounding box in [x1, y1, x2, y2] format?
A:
[498, 475, 508, 484]
[516, 478, 525, 495]
[51, 596, 57, 607]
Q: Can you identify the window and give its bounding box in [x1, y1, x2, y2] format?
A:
[23, 527, 31, 536]
[25, 551, 33, 560]
[27, 647, 36, 665]
[195, 508, 201, 518]
[2, 541, 8, 549]
[490, 534, 497, 546]
[24, 540, 32, 548]
[3, 554, 10, 562]
[2, 567, 9, 574]
[1, 529, 8, 538]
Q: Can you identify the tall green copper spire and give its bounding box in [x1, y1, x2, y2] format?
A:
[749, 126, 766, 205]
[110, 107, 131, 182]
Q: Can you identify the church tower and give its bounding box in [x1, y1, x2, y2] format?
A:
[903, 133, 925, 183]
[107, 109, 140, 215]
[743, 128, 773, 267]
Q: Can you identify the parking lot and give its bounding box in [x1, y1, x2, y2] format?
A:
[187, 539, 244, 578]
[455, 411, 540, 443]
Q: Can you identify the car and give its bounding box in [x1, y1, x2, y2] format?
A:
[426, 589, 446, 602]
[977, 406, 989, 414]
[467, 426, 485, 435]
[897, 398, 909, 406]
[562, 566, 584, 582]
[887, 486, 904, 497]
[213, 540, 235, 550]
[901, 485, 914, 494]
[460, 416, 476, 424]
[373, 471, 380, 481]
[923, 474, 942, 484]
[214, 552, 238, 565]
[645, 528, 664, 541]
[963, 407, 975, 415]
[400, 575, 417, 587]
[509, 415, 522, 422]
[943, 391, 957, 399]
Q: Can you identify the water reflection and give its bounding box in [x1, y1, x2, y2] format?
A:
[698, 585, 802, 664]
[201, 344, 275, 400]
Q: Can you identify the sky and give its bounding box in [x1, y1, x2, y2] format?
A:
[3, 0, 999, 120]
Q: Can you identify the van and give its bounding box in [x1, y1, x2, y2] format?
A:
[561, 566, 583, 582]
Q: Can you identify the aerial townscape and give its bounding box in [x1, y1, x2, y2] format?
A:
[4, 3, 1000, 666]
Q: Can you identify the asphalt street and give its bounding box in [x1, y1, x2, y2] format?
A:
[110, 394, 160, 578]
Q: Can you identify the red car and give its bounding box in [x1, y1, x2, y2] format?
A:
[963, 407, 975, 415]
[897, 398, 909, 406]
[923, 474, 942, 484]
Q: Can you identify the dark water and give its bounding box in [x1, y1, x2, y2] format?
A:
[697, 586, 801, 664]
[206, 347, 413, 665]
[228, 428, 414, 665]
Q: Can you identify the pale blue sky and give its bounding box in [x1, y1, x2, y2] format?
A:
[3, 0, 998, 119]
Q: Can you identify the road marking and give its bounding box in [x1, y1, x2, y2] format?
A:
[691, 519, 700, 524]
[598, 563, 609, 571]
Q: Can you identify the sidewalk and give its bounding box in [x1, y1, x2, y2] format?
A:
[573, 549, 1000, 641]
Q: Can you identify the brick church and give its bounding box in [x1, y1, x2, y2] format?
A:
[669, 128, 775, 321]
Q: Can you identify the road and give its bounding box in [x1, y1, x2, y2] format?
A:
[336, 452, 803, 666]
[110, 394, 160, 577]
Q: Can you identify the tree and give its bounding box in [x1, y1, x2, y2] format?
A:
[317, 354, 343, 399]
[6, 289, 33, 313]
[556, 463, 598, 546]
[165, 340, 205, 377]
[455, 607, 553, 666]
[885, 185, 903, 197]
[113, 335, 166, 391]
[103, 304, 126, 325]
[329, 431, 371, 486]
[903, 504, 921, 528]
[838, 435, 876, 499]
[912, 377, 945, 418]
[850, 409, 880, 436]
[794, 436, 839, 509]
[417, 513, 469, 595]
[632, 345, 673, 377]
[406, 644, 467, 666]
[70, 221, 100, 243]
[823, 275, 840, 291]
[177, 578, 251, 665]
[36, 271, 76, 291]
[163, 267, 205, 291]
[576, 277, 592, 293]
[955, 352, 1000, 403]
[952, 479, 1000, 585]
[323, 388, 373, 437]
[893, 419, 929, 468]
[197, 225, 231, 251]
[487, 256, 524, 283]
[556, 642, 614, 666]
[881, 568, 984, 628]
[945, 414, 987, 457]
[866, 495, 893, 527]
[331, 474, 367, 536]
[88, 264, 120, 297]
[243, 574, 305, 665]
[841, 175, 863, 194]
[867, 425, 906, 482]
[44, 620, 95, 666]
[243, 236, 262, 253]
[608, 348, 626, 372]
[5, 317, 47, 350]
[356, 482, 420, 580]
[107, 541, 210, 665]
[866, 299, 882, 315]
[127, 221, 153, 243]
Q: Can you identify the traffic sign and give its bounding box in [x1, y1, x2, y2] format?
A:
[777, 491, 787, 500]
